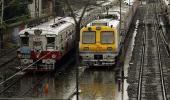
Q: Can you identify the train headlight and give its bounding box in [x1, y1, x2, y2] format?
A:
[107, 47, 113, 51]
[52, 54, 57, 59]
[46, 59, 51, 64]
[22, 59, 29, 64]
[46, 59, 55, 64]
[84, 55, 91, 59]
[83, 47, 89, 51]
[88, 27, 92, 31]
[81, 54, 93, 60]
[105, 54, 114, 59]
[96, 27, 101, 30]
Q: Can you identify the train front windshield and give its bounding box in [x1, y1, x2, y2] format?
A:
[100, 31, 114, 44]
[20, 37, 29, 46]
[46, 37, 55, 48]
[82, 32, 96, 44]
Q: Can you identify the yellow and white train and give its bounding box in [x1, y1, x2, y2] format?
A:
[79, 0, 139, 66]
[79, 19, 121, 66]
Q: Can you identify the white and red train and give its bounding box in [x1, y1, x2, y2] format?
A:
[17, 17, 75, 71]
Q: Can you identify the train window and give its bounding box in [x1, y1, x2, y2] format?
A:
[66, 32, 68, 38]
[20, 37, 29, 46]
[100, 31, 114, 44]
[82, 32, 96, 44]
[69, 31, 72, 36]
[46, 37, 55, 48]
[92, 22, 107, 26]
[68, 31, 71, 36]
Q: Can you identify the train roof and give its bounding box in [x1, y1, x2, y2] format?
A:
[19, 17, 75, 36]
[87, 19, 120, 28]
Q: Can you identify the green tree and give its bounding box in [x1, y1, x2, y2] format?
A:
[3, 0, 30, 23]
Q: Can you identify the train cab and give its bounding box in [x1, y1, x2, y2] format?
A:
[18, 17, 75, 71]
[79, 19, 121, 66]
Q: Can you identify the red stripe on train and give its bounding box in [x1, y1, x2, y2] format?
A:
[30, 51, 62, 60]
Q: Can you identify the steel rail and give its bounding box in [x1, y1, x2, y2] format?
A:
[137, 20, 146, 100]
[0, 48, 18, 57]
[154, 0, 170, 57]
[0, 72, 26, 95]
[137, 1, 168, 99]
[153, 2, 167, 99]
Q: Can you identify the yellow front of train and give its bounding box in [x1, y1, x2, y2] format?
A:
[79, 25, 119, 66]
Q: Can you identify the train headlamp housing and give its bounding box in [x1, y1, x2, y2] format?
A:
[46, 59, 51, 64]
[96, 26, 101, 30]
[88, 27, 92, 31]
[52, 54, 57, 59]
[34, 29, 42, 35]
[107, 47, 113, 51]
[23, 59, 29, 64]
[83, 47, 89, 51]
[45, 59, 55, 64]
[82, 54, 93, 60]
[104, 54, 115, 60]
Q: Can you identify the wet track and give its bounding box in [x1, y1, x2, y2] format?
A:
[0, 50, 77, 99]
[0, 46, 119, 100]
[0, 44, 122, 100]
[79, 67, 116, 100]
[127, 0, 170, 100]
[0, 48, 17, 67]
[0, 61, 117, 100]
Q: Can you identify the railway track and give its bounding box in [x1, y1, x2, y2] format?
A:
[0, 57, 22, 96]
[0, 48, 19, 88]
[0, 50, 77, 98]
[0, 48, 18, 57]
[137, 1, 169, 100]
[127, 0, 170, 99]
[0, 48, 18, 67]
